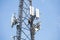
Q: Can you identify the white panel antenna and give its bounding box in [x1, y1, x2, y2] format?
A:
[30, 6, 34, 16]
[36, 8, 39, 18]
[11, 13, 17, 27]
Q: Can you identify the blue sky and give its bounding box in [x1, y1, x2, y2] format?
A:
[0, 0, 60, 40]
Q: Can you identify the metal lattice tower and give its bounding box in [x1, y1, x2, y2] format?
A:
[11, 0, 40, 40]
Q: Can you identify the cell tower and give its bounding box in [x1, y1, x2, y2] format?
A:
[11, 0, 40, 40]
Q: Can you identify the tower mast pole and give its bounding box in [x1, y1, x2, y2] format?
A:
[16, 0, 24, 40]
[29, 0, 35, 40]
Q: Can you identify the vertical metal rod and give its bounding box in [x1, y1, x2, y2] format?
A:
[13, 36, 15, 40]
[16, 0, 24, 40]
[30, 17, 35, 40]
[29, 0, 35, 40]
